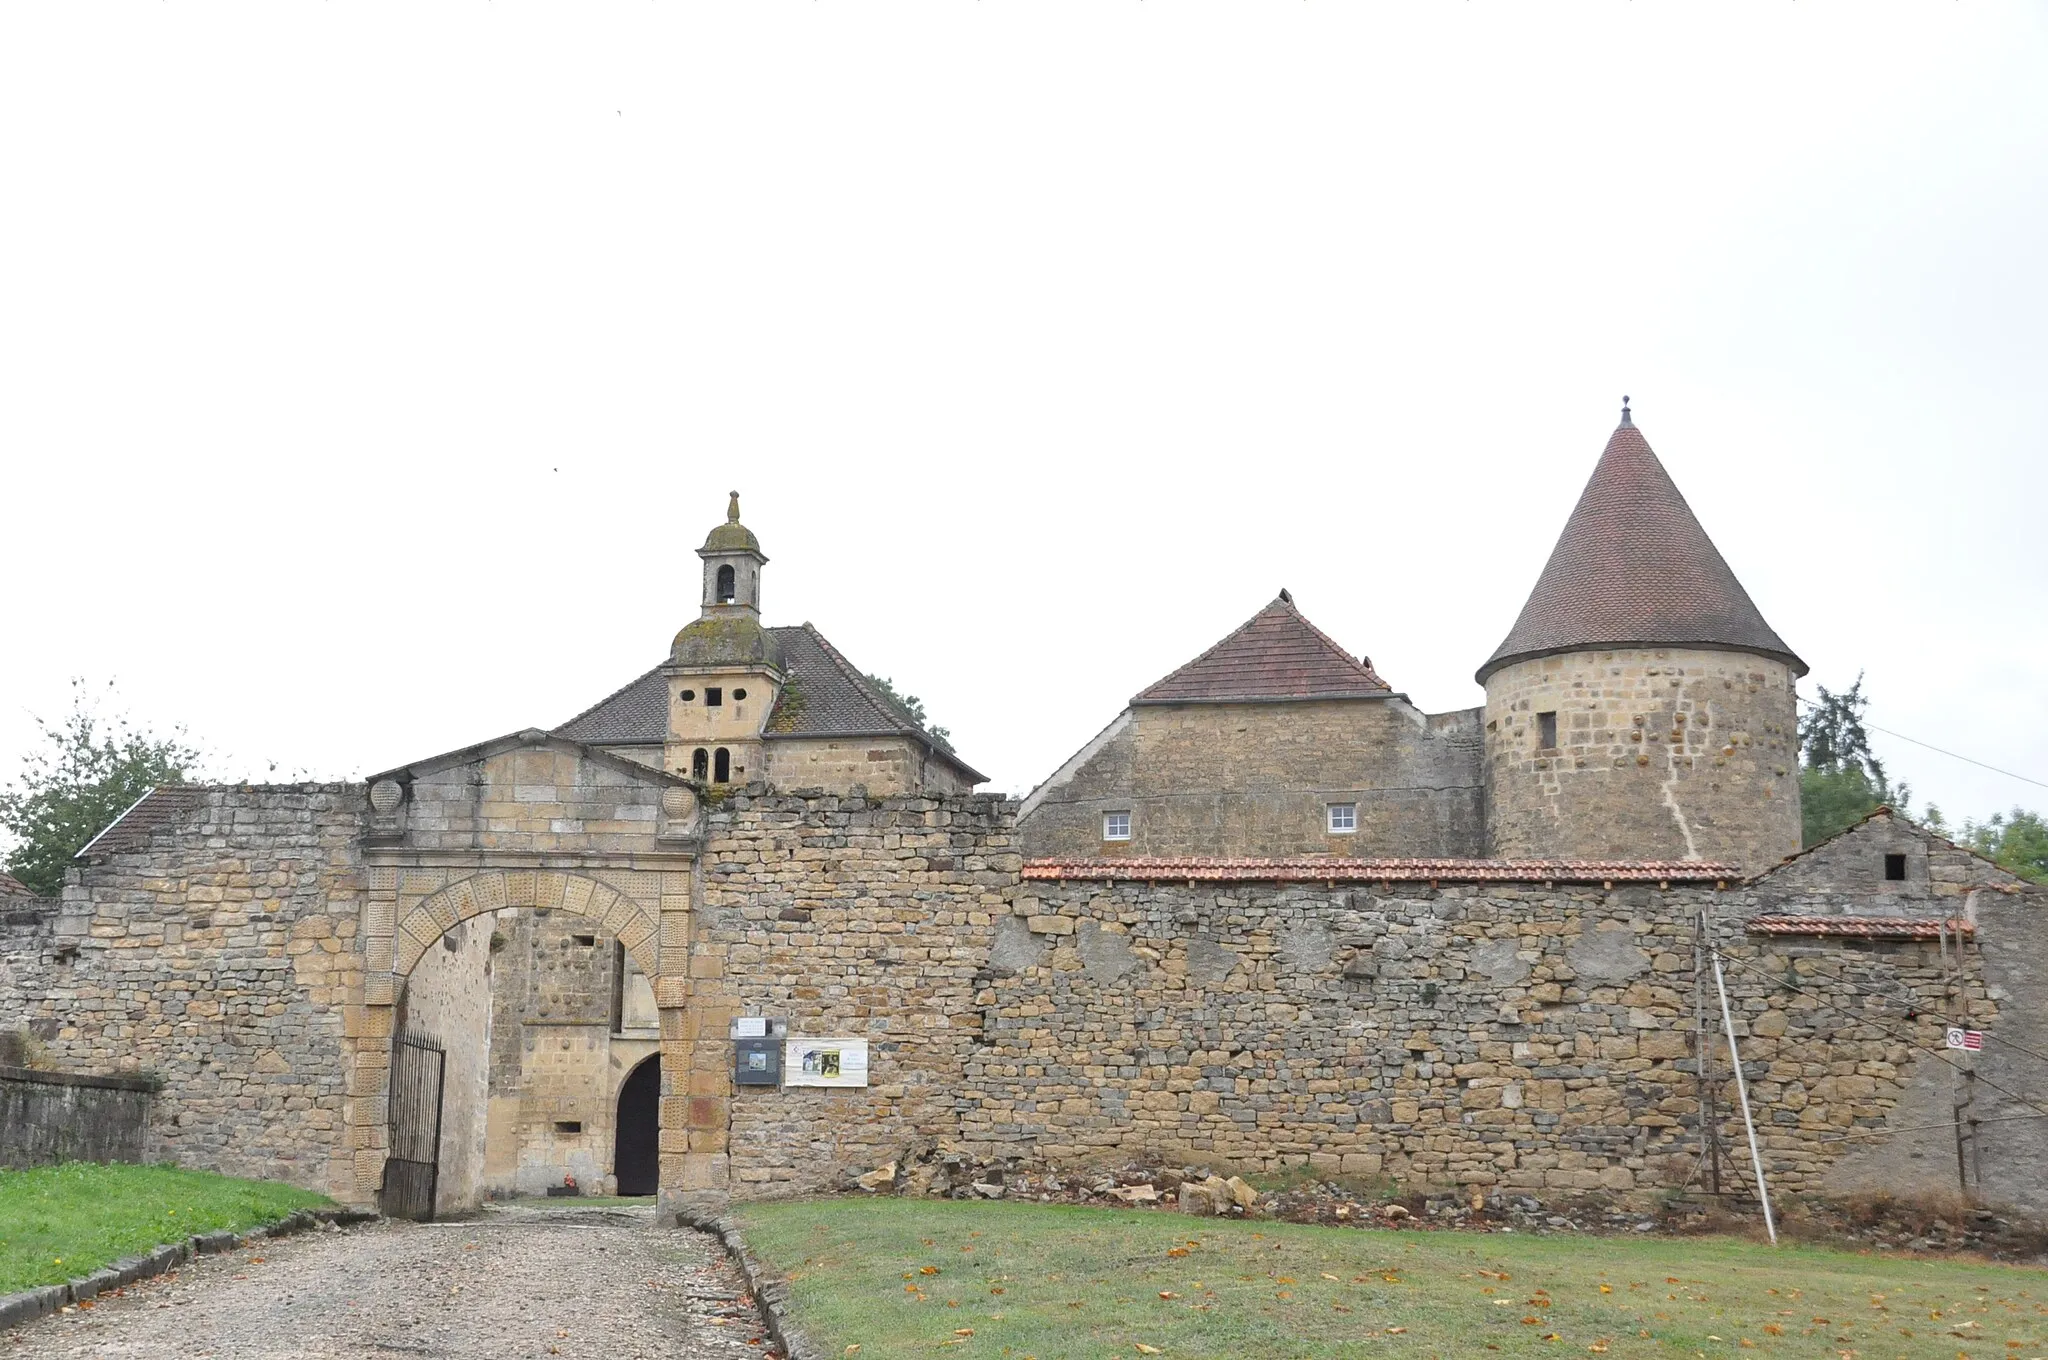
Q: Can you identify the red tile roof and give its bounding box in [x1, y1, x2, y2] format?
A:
[1478, 411, 1804, 682]
[1746, 915, 1972, 940]
[1133, 596, 1392, 705]
[1023, 856, 1740, 885]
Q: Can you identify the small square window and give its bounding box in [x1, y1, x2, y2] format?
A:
[1327, 803, 1357, 834]
[705, 687, 723, 707]
[1102, 811, 1131, 841]
[1884, 853, 1907, 881]
[1537, 711, 1558, 749]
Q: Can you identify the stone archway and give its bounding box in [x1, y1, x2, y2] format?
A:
[350, 868, 683, 1210]
[391, 870, 659, 979]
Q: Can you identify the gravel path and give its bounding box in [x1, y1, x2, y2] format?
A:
[4, 1205, 772, 1360]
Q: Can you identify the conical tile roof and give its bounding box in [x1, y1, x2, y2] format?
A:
[1477, 410, 1804, 683]
[1134, 595, 1392, 704]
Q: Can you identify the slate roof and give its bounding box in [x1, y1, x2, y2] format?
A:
[1478, 411, 1805, 682]
[1132, 596, 1392, 705]
[1023, 856, 1741, 885]
[553, 668, 669, 746]
[553, 623, 985, 784]
[0, 870, 36, 898]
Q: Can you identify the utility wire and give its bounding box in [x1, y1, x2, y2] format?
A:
[1720, 935, 2048, 1072]
[1793, 694, 2048, 792]
[1709, 946, 2048, 1124]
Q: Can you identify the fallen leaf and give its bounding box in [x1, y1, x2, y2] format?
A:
[1135, 1347, 1162, 1355]
[845, 1348, 860, 1355]
[1159, 1291, 1178, 1300]
[1599, 1284, 1612, 1294]
[1385, 1327, 1406, 1335]
[921, 1266, 942, 1276]
[953, 1329, 974, 1337]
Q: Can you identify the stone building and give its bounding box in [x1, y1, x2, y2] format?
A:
[1020, 594, 1485, 859]
[1021, 403, 1805, 875]
[3, 422, 2044, 1223]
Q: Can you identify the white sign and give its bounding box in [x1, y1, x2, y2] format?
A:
[732, 1016, 768, 1039]
[1945, 1027, 1984, 1052]
[784, 1037, 870, 1088]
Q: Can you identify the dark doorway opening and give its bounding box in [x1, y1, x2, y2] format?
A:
[615, 1055, 660, 1197]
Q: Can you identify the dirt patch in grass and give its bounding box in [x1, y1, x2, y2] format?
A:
[739, 1196, 2048, 1358]
[0, 1162, 331, 1293]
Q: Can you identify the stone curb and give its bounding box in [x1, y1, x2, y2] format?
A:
[0, 1206, 380, 1334]
[676, 1208, 824, 1360]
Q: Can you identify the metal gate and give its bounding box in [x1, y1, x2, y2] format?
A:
[381, 1031, 446, 1222]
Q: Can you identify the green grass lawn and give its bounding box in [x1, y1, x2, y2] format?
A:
[0, 1163, 331, 1293]
[738, 1198, 2048, 1359]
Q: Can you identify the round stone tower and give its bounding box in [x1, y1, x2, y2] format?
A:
[1477, 402, 1805, 874]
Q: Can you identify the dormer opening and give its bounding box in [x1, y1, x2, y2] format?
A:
[716, 564, 736, 604]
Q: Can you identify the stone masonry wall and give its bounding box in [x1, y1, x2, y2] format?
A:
[691, 791, 1021, 1196]
[0, 1066, 158, 1168]
[13, 785, 368, 1199]
[961, 874, 2012, 1203]
[1484, 648, 1801, 874]
[1021, 700, 1485, 861]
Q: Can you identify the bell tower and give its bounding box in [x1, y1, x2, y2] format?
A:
[699, 490, 766, 617]
[665, 493, 783, 786]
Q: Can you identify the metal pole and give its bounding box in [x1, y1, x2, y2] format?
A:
[1711, 949, 1777, 1245]
[1940, 921, 1969, 1195]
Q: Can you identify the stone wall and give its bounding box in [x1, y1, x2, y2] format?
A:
[1483, 648, 1802, 874]
[1020, 700, 1485, 860]
[8, 769, 2037, 1220]
[12, 785, 368, 1199]
[960, 865, 2032, 1204]
[690, 791, 1021, 1196]
[766, 737, 976, 798]
[0, 1066, 159, 1168]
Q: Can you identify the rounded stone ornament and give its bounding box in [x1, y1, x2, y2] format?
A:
[661, 786, 698, 822]
[369, 779, 404, 815]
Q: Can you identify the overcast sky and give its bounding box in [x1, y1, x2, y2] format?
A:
[2, 4, 2043, 827]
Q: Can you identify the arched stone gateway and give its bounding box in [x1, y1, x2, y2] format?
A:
[351, 864, 690, 1213]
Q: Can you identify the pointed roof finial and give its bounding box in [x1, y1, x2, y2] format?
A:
[1620, 395, 1632, 427]
[727, 490, 741, 523]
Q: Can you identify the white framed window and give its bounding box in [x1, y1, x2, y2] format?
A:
[1326, 803, 1357, 834]
[1102, 811, 1131, 841]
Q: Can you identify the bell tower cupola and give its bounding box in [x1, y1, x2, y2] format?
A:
[666, 492, 782, 786]
[699, 490, 767, 618]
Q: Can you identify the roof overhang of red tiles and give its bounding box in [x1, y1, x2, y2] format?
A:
[1022, 856, 1742, 885]
[1745, 915, 1972, 940]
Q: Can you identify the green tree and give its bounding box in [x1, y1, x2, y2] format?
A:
[1950, 808, 2048, 885]
[1798, 674, 1910, 846]
[864, 674, 954, 752]
[0, 680, 205, 897]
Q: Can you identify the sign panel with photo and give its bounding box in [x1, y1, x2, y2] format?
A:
[783, 1037, 870, 1088]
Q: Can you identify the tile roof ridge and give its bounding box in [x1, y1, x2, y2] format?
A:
[1132, 594, 1389, 703]
[552, 660, 665, 733]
